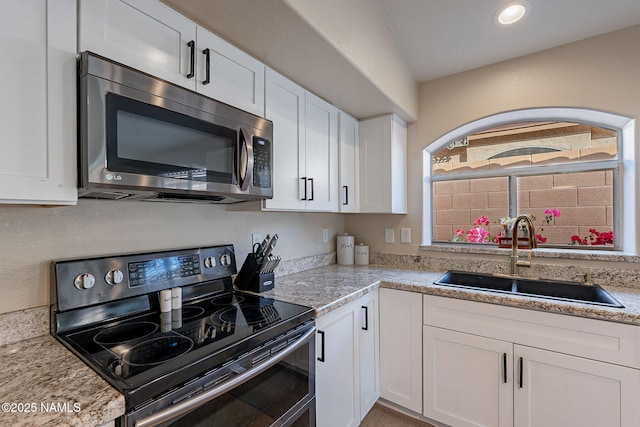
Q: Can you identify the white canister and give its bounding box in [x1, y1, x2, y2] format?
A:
[337, 234, 355, 265]
[160, 289, 172, 313]
[355, 243, 369, 265]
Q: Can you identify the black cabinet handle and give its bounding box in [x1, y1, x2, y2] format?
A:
[362, 305, 369, 331]
[343, 185, 349, 205]
[503, 353, 508, 384]
[317, 330, 325, 362]
[202, 48, 211, 85]
[308, 178, 314, 201]
[187, 40, 195, 78]
[519, 357, 524, 388]
[301, 177, 308, 200]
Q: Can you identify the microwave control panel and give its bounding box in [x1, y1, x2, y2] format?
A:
[253, 136, 271, 188]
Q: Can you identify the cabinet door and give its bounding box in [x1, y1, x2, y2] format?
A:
[379, 289, 422, 413]
[305, 92, 339, 212]
[514, 345, 640, 427]
[0, 0, 77, 204]
[79, 0, 196, 89]
[339, 112, 359, 212]
[359, 290, 379, 419]
[316, 306, 359, 427]
[358, 114, 407, 213]
[196, 28, 265, 117]
[423, 326, 513, 427]
[263, 68, 306, 211]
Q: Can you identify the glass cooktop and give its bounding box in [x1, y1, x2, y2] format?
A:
[59, 292, 313, 392]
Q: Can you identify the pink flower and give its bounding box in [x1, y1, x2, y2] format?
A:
[474, 215, 490, 226]
[535, 234, 547, 244]
[467, 226, 489, 243]
[455, 229, 465, 237]
[544, 208, 560, 218]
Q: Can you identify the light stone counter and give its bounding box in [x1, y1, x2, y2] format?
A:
[262, 264, 640, 325]
[0, 334, 124, 427]
[2, 262, 639, 427]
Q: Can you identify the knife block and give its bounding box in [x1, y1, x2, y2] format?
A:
[234, 253, 275, 293]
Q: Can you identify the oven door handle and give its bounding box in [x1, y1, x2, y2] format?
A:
[135, 326, 316, 427]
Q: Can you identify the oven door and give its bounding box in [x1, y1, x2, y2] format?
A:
[131, 325, 316, 427]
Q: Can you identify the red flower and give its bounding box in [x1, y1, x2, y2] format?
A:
[535, 234, 547, 244]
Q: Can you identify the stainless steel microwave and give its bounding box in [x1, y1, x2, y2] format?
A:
[78, 51, 273, 203]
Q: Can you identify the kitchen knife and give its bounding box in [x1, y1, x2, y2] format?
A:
[262, 234, 279, 259]
[255, 234, 271, 259]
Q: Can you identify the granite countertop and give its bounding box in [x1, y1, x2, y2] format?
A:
[0, 334, 124, 427]
[262, 264, 640, 325]
[2, 263, 639, 426]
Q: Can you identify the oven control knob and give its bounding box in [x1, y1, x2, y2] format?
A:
[74, 273, 96, 290]
[105, 269, 124, 285]
[220, 253, 232, 266]
[203, 256, 216, 269]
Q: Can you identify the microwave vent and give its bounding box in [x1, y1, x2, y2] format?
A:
[81, 191, 133, 200]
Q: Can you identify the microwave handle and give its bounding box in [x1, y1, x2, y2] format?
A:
[239, 129, 253, 190]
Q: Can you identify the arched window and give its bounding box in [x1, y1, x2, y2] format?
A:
[422, 108, 636, 253]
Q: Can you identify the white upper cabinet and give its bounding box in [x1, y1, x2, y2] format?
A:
[263, 68, 306, 211]
[0, 0, 77, 204]
[79, 0, 196, 89]
[79, 0, 265, 116]
[359, 114, 407, 213]
[195, 28, 265, 117]
[339, 113, 360, 212]
[263, 69, 339, 212]
[304, 92, 339, 212]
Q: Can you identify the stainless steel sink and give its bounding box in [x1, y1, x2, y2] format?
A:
[434, 271, 624, 308]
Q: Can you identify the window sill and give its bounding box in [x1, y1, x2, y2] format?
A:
[420, 243, 639, 263]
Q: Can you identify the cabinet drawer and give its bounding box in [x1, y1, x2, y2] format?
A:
[423, 295, 640, 368]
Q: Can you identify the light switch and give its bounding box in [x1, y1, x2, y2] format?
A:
[401, 228, 411, 243]
[384, 228, 395, 243]
[322, 228, 329, 243]
[252, 233, 263, 246]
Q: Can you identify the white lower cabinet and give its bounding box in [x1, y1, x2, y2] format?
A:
[423, 326, 513, 427]
[316, 290, 379, 427]
[514, 345, 640, 427]
[379, 288, 422, 413]
[423, 295, 640, 427]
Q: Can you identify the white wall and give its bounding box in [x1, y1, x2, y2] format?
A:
[346, 24, 640, 256]
[0, 200, 343, 314]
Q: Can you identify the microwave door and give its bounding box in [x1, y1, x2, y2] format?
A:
[105, 93, 239, 189]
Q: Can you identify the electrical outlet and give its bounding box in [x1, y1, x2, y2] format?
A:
[252, 233, 263, 246]
[384, 228, 395, 243]
[322, 228, 329, 243]
[401, 227, 411, 243]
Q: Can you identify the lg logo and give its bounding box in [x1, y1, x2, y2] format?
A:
[105, 173, 122, 181]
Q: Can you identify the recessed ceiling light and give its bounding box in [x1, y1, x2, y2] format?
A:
[494, 1, 530, 27]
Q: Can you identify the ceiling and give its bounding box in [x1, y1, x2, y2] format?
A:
[379, 0, 640, 82]
[163, 0, 640, 121]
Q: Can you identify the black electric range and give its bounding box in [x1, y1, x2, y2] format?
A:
[51, 245, 315, 427]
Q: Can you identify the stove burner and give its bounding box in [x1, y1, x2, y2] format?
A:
[210, 294, 244, 306]
[180, 306, 205, 321]
[212, 304, 282, 329]
[94, 321, 158, 346]
[123, 335, 194, 366]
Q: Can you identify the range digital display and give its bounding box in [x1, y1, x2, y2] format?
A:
[128, 255, 201, 287]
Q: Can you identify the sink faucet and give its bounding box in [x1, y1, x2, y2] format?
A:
[511, 214, 537, 276]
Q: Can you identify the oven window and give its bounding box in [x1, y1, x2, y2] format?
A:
[167, 347, 313, 427]
[105, 93, 238, 184]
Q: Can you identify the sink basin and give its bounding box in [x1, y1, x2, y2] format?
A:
[434, 271, 624, 308]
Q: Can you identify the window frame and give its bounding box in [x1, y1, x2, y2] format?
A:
[422, 108, 636, 254]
